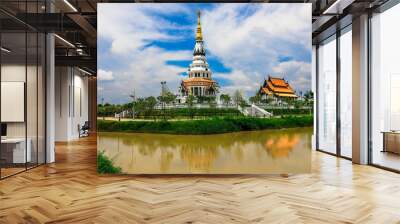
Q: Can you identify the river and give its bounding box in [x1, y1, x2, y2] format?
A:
[97, 127, 312, 174]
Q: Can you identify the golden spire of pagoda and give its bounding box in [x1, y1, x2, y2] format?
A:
[196, 10, 203, 41]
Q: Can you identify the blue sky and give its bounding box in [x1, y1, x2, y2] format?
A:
[98, 3, 311, 104]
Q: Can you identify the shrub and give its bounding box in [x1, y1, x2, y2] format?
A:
[134, 108, 241, 119]
[265, 108, 312, 116]
[97, 115, 313, 135]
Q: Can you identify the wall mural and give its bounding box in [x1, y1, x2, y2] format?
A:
[97, 3, 313, 174]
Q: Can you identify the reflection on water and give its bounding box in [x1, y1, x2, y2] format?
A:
[98, 127, 312, 174]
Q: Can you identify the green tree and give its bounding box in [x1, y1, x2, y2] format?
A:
[303, 90, 314, 114]
[196, 96, 204, 104]
[220, 94, 231, 107]
[282, 97, 295, 109]
[158, 92, 177, 105]
[122, 102, 133, 111]
[133, 98, 147, 118]
[157, 92, 177, 120]
[145, 96, 157, 118]
[303, 90, 314, 102]
[186, 95, 195, 119]
[239, 99, 247, 108]
[232, 90, 243, 107]
[249, 93, 262, 105]
[166, 92, 177, 105]
[294, 100, 304, 109]
[186, 95, 195, 107]
[208, 97, 217, 109]
[97, 103, 125, 117]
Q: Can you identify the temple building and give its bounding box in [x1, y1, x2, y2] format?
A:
[259, 76, 298, 101]
[178, 11, 218, 101]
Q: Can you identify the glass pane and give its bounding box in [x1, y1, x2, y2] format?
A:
[371, 4, 400, 171]
[0, 1, 46, 178]
[25, 0, 38, 169]
[318, 37, 337, 154]
[1, 31, 27, 177]
[340, 29, 352, 158]
[38, 33, 45, 165]
[27, 31, 38, 169]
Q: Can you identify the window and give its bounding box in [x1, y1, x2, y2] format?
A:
[340, 27, 352, 158]
[0, 2, 46, 179]
[370, 4, 400, 171]
[317, 36, 337, 154]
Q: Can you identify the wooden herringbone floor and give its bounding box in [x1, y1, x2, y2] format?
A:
[1, 135, 400, 224]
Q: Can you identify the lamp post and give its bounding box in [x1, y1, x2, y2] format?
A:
[161, 81, 166, 120]
[101, 98, 105, 120]
[129, 89, 136, 120]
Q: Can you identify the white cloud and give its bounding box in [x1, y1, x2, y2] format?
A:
[203, 4, 311, 60]
[98, 47, 192, 103]
[214, 70, 262, 97]
[98, 69, 114, 81]
[202, 4, 312, 96]
[98, 3, 191, 55]
[98, 3, 194, 103]
[272, 61, 311, 93]
[98, 3, 312, 103]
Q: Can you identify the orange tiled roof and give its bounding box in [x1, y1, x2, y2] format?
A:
[269, 86, 294, 94]
[183, 77, 215, 83]
[259, 76, 297, 97]
[182, 77, 216, 89]
[275, 93, 297, 98]
[266, 81, 295, 93]
[269, 78, 288, 87]
[260, 87, 272, 95]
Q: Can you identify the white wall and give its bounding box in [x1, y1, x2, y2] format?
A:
[1, 65, 42, 139]
[1, 65, 26, 138]
[1, 82, 25, 122]
[55, 67, 89, 141]
[1, 63, 46, 164]
[71, 72, 89, 138]
[55, 67, 69, 141]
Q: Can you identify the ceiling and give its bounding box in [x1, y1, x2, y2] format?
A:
[0, 0, 392, 74]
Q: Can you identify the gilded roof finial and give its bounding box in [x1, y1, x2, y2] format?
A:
[196, 10, 203, 41]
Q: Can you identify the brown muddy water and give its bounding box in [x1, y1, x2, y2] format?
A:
[97, 127, 312, 174]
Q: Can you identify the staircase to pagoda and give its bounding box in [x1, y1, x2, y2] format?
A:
[239, 104, 272, 118]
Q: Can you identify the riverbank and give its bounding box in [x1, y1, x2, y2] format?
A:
[97, 115, 313, 135]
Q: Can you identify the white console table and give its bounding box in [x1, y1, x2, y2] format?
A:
[1, 138, 31, 163]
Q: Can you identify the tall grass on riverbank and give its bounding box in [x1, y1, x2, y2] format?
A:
[98, 115, 313, 135]
[97, 151, 122, 174]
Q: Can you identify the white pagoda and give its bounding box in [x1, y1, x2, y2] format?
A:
[178, 11, 218, 102]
